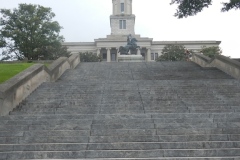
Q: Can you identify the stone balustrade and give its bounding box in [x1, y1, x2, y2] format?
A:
[0, 54, 80, 116]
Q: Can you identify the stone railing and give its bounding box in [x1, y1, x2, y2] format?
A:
[192, 53, 240, 79]
[0, 54, 80, 116]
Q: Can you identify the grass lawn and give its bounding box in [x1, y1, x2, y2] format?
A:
[0, 63, 34, 84]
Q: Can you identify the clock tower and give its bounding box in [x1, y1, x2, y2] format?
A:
[110, 0, 135, 35]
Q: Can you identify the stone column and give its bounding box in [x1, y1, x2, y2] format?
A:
[107, 48, 111, 62]
[97, 48, 101, 56]
[147, 48, 151, 62]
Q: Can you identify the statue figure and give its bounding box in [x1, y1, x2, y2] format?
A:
[118, 34, 140, 55]
[127, 34, 132, 45]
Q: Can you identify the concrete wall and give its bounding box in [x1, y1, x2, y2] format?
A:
[0, 54, 80, 116]
[191, 53, 212, 67]
[192, 53, 240, 79]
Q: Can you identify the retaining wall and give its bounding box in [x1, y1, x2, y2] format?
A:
[192, 53, 240, 79]
[0, 54, 80, 116]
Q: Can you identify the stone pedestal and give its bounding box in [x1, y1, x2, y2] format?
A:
[118, 55, 144, 62]
[137, 48, 141, 55]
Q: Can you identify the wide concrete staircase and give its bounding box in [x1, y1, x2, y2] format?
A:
[1, 62, 240, 159]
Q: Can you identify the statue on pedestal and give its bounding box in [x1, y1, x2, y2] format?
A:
[118, 34, 140, 55]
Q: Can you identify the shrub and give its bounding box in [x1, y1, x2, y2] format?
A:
[79, 52, 102, 62]
[201, 46, 222, 58]
[157, 44, 186, 61]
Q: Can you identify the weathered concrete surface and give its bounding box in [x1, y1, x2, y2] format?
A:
[1, 62, 240, 159]
[0, 64, 48, 116]
[0, 54, 80, 116]
[192, 53, 240, 79]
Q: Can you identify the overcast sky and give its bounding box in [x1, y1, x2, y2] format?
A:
[0, 0, 239, 58]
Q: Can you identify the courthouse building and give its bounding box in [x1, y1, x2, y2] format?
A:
[63, 0, 221, 62]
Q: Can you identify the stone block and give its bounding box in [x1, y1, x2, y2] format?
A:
[7, 151, 85, 159]
[0, 131, 23, 137]
[85, 150, 164, 158]
[89, 136, 159, 143]
[23, 130, 90, 137]
[91, 129, 156, 136]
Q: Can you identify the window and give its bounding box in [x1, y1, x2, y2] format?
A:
[155, 53, 159, 59]
[111, 53, 116, 61]
[151, 53, 159, 61]
[102, 53, 107, 61]
[119, 20, 126, 29]
[141, 53, 146, 60]
[151, 53, 154, 60]
[121, 3, 124, 13]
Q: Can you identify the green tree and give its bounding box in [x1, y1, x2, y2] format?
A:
[0, 3, 69, 60]
[34, 45, 71, 60]
[171, 0, 240, 18]
[201, 46, 222, 58]
[156, 44, 187, 61]
[79, 52, 102, 62]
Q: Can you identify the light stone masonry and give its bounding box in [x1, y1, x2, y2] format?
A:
[63, 0, 221, 62]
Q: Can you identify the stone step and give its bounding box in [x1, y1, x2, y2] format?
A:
[16, 158, 240, 160]
[23, 130, 90, 137]
[92, 118, 214, 124]
[87, 142, 240, 150]
[1, 149, 240, 159]
[3, 62, 240, 159]
[188, 110, 236, 113]
[86, 149, 240, 158]
[15, 106, 240, 113]
[1, 142, 240, 152]
[5, 113, 240, 120]
[28, 88, 237, 92]
[89, 135, 232, 143]
[146, 110, 236, 114]
[11, 109, 240, 115]
[1, 134, 240, 144]
[19, 105, 146, 110]
[6, 113, 240, 120]
[1, 123, 240, 134]
[17, 107, 237, 113]
[10, 110, 148, 115]
[2, 119, 240, 130]
[90, 128, 225, 136]
[0, 136, 89, 144]
[19, 104, 235, 111]
[0, 114, 96, 121]
[156, 128, 240, 135]
[0, 151, 85, 159]
[10, 110, 100, 115]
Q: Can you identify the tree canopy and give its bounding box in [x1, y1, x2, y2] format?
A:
[156, 44, 188, 61]
[0, 3, 70, 60]
[171, 0, 240, 18]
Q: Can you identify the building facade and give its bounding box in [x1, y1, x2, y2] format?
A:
[63, 0, 221, 62]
